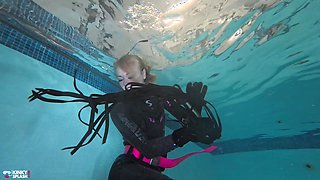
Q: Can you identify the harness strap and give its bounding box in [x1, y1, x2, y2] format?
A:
[124, 145, 218, 168]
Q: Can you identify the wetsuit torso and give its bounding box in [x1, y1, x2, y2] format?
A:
[108, 95, 176, 180]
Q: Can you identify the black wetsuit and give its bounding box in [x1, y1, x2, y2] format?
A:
[28, 81, 220, 179]
[108, 95, 178, 180]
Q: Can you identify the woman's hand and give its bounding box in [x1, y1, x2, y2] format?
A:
[186, 82, 208, 115]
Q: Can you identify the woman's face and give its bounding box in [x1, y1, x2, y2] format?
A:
[116, 60, 146, 90]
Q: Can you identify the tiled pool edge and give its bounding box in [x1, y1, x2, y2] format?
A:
[0, 0, 120, 93]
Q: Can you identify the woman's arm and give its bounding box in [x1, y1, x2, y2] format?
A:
[110, 102, 177, 159]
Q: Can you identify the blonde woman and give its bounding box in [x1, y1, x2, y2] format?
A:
[108, 55, 220, 180]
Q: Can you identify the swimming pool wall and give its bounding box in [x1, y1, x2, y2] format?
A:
[1, 0, 320, 179]
[0, 0, 120, 93]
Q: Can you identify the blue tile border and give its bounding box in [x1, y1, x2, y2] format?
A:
[0, 0, 103, 59]
[0, 0, 120, 93]
[0, 22, 120, 93]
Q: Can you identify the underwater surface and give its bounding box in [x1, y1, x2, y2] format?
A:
[1, 0, 320, 179]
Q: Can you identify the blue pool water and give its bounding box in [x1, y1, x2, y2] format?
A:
[1, 0, 320, 179]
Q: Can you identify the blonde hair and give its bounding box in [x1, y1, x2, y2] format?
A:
[114, 54, 156, 83]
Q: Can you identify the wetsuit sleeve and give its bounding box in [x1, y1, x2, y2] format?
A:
[110, 102, 177, 159]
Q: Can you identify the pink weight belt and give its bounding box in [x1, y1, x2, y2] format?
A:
[124, 145, 218, 168]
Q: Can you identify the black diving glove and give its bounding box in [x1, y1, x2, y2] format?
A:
[186, 82, 208, 114]
[172, 117, 219, 147]
[172, 127, 198, 147]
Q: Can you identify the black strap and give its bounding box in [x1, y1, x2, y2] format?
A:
[29, 80, 221, 154]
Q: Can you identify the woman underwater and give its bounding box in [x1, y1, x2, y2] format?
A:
[28, 54, 221, 180]
[108, 55, 220, 180]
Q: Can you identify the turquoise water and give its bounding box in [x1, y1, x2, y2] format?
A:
[0, 45, 123, 179]
[1, 0, 320, 179]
